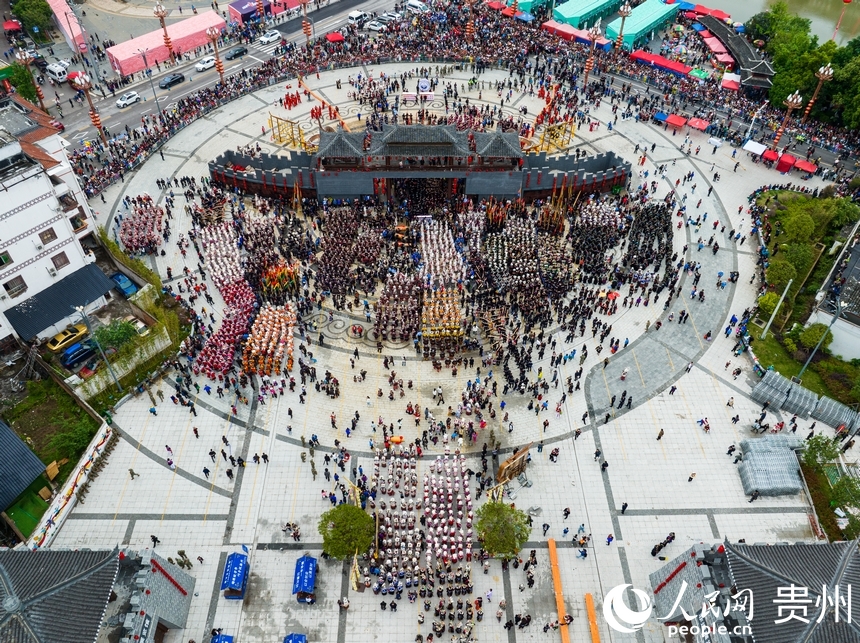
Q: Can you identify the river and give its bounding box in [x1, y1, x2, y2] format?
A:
[711, 0, 859, 44]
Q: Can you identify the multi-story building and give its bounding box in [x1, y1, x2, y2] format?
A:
[0, 95, 115, 346]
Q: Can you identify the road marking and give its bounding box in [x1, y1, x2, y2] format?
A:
[141, 109, 152, 114]
[248, 55, 264, 63]
[226, 65, 240, 72]
[74, 132, 88, 140]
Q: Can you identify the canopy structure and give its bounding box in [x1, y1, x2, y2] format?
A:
[220, 552, 249, 599]
[541, 19, 574, 39]
[762, 149, 778, 162]
[666, 114, 687, 128]
[325, 32, 344, 42]
[688, 68, 709, 79]
[552, 0, 621, 28]
[515, 10, 535, 21]
[743, 139, 767, 155]
[776, 154, 796, 173]
[654, 112, 668, 121]
[283, 635, 308, 643]
[606, 0, 679, 50]
[688, 117, 709, 130]
[715, 53, 735, 67]
[690, 21, 705, 30]
[629, 50, 692, 75]
[702, 36, 727, 53]
[794, 159, 817, 173]
[3, 20, 21, 31]
[721, 71, 741, 90]
[228, 0, 271, 23]
[293, 555, 317, 595]
[487, 1, 505, 8]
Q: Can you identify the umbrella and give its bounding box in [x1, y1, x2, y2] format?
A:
[753, 39, 765, 47]
[672, 45, 688, 54]
[607, 291, 620, 300]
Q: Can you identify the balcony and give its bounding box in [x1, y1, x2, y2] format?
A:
[58, 193, 79, 213]
[69, 214, 88, 234]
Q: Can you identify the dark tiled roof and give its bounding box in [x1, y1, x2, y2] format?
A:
[699, 16, 774, 88]
[473, 131, 524, 158]
[0, 419, 45, 511]
[725, 539, 860, 643]
[5, 264, 116, 341]
[315, 129, 367, 158]
[0, 549, 120, 643]
[372, 125, 470, 157]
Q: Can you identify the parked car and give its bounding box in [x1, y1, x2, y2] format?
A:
[195, 56, 216, 71]
[365, 20, 387, 32]
[49, 119, 65, 131]
[259, 30, 281, 44]
[46, 323, 88, 353]
[110, 272, 138, 298]
[115, 91, 140, 108]
[123, 315, 150, 337]
[60, 342, 96, 369]
[224, 46, 248, 60]
[158, 72, 185, 89]
[379, 11, 402, 22]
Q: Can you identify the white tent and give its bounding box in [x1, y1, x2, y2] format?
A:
[743, 140, 767, 156]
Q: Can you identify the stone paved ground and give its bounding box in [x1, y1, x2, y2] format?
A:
[54, 63, 833, 643]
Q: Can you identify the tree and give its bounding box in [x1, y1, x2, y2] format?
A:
[475, 501, 530, 559]
[11, 0, 52, 33]
[766, 260, 796, 291]
[757, 291, 780, 318]
[7, 63, 37, 103]
[799, 323, 833, 351]
[831, 475, 860, 511]
[802, 434, 840, 470]
[94, 319, 137, 349]
[781, 243, 814, 277]
[783, 213, 815, 243]
[317, 504, 374, 559]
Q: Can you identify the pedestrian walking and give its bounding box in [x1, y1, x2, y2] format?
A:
[621, 502, 628, 514]
[749, 490, 760, 502]
[727, 397, 734, 407]
[688, 472, 696, 482]
[606, 534, 614, 545]
[669, 385, 677, 395]
[542, 523, 550, 536]
[203, 467, 210, 479]
[150, 535, 160, 547]
[657, 429, 664, 440]
[129, 468, 139, 479]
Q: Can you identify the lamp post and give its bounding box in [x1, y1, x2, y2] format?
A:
[73, 305, 123, 393]
[72, 73, 108, 147]
[256, 0, 266, 23]
[206, 27, 226, 85]
[15, 50, 48, 113]
[797, 299, 847, 378]
[153, 2, 176, 64]
[138, 49, 162, 116]
[615, 3, 632, 55]
[833, 0, 852, 41]
[772, 90, 803, 150]
[745, 99, 768, 141]
[465, 0, 476, 42]
[801, 64, 833, 123]
[582, 24, 601, 91]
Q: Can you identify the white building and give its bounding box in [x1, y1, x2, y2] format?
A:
[0, 95, 115, 345]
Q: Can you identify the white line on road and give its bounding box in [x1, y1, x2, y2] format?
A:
[249, 55, 264, 63]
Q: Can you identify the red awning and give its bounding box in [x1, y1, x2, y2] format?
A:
[721, 77, 740, 90]
[776, 154, 797, 172]
[488, 1, 505, 8]
[501, 6, 516, 16]
[683, 11, 697, 18]
[698, 29, 711, 37]
[325, 32, 344, 42]
[688, 118, 709, 130]
[666, 114, 687, 127]
[710, 9, 730, 20]
[794, 159, 817, 173]
[702, 37, 726, 53]
[3, 20, 21, 31]
[762, 149, 778, 162]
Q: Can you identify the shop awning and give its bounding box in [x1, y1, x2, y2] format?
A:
[488, 1, 505, 8]
[794, 159, 817, 173]
[743, 140, 767, 155]
[666, 114, 687, 127]
[715, 53, 734, 66]
[721, 72, 741, 90]
[3, 20, 21, 31]
[293, 555, 317, 594]
[688, 118, 709, 130]
[654, 112, 668, 121]
[221, 553, 248, 591]
[762, 149, 778, 162]
[776, 154, 796, 172]
[325, 32, 344, 42]
[710, 9, 730, 20]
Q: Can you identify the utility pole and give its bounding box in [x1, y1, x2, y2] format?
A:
[73, 305, 123, 393]
[760, 279, 792, 341]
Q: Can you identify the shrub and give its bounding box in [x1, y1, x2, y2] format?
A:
[783, 338, 797, 354]
[783, 213, 815, 243]
[757, 292, 780, 318]
[766, 260, 797, 291]
[799, 323, 833, 351]
[94, 319, 137, 349]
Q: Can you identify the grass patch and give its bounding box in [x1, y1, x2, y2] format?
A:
[748, 323, 828, 395]
[801, 462, 860, 541]
[4, 475, 51, 538]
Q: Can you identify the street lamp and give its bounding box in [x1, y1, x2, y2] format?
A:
[801, 64, 833, 123]
[745, 100, 768, 141]
[14, 50, 48, 113]
[71, 73, 108, 148]
[206, 27, 225, 85]
[138, 49, 162, 116]
[465, 0, 476, 42]
[73, 305, 123, 393]
[153, 2, 176, 65]
[582, 24, 601, 90]
[833, 0, 852, 41]
[772, 90, 803, 150]
[615, 3, 632, 54]
[798, 299, 847, 377]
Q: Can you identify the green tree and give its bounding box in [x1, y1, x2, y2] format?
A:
[802, 434, 840, 470]
[831, 475, 860, 511]
[799, 323, 833, 351]
[94, 319, 137, 349]
[780, 243, 814, 276]
[318, 504, 374, 559]
[11, 0, 52, 33]
[7, 63, 37, 103]
[757, 291, 780, 318]
[475, 501, 530, 559]
[766, 260, 796, 291]
[783, 213, 815, 243]
[832, 56, 860, 130]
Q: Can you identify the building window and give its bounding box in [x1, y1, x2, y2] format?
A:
[39, 228, 58, 245]
[51, 252, 70, 270]
[0, 251, 11, 267]
[3, 276, 27, 298]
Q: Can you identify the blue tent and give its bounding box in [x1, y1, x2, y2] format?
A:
[515, 11, 535, 21]
[293, 555, 318, 601]
[221, 552, 249, 600]
[211, 635, 234, 643]
[283, 635, 307, 643]
[691, 22, 705, 31]
[676, 1, 695, 9]
[654, 112, 668, 121]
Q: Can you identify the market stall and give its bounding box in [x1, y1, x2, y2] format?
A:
[293, 555, 318, 603]
[221, 552, 249, 600]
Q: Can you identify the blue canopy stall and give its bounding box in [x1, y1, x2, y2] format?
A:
[221, 552, 249, 600]
[515, 11, 535, 22]
[211, 635, 234, 643]
[293, 555, 318, 603]
[654, 112, 668, 121]
[283, 635, 308, 643]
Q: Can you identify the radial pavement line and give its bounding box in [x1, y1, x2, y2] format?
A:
[222, 395, 260, 545]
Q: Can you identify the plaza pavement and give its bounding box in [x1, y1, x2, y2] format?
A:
[53, 63, 835, 643]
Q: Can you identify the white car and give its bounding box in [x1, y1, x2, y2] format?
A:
[259, 30, 281, 44]
[379, 11, 401, 22]
[55, 58, 71, 69]
[115, 91, 140, 108]
[195, 56, 216, 71]
[365, 20, 387, 32]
